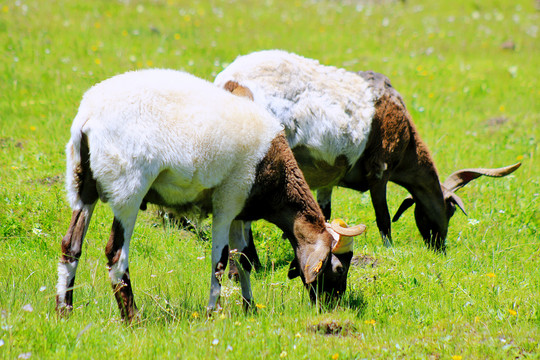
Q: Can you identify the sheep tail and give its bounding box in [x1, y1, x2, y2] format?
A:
[65, 116, 98, 210]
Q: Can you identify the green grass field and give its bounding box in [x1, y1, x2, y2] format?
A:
[1, 0, 538, 358]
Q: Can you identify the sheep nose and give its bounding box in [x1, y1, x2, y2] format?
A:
[334, 263, 344, 275]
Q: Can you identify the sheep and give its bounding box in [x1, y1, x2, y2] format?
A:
[214, 50, 521, 253]
[55, 69, 366, 321]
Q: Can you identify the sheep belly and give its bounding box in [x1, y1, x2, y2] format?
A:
[145, 169, 215, 210]
[292, 145, 350, 188]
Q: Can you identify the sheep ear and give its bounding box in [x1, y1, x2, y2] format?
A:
[332, 235, 354, 254]
[223, 80, 254, 101]
[442, 163, 521, 193]
[444, 190, 467, 216]
[392, 196, 415, 222]
[299, 245, 330, 284]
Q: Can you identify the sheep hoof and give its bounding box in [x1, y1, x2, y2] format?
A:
[206, 304, 222, 318]
[381, 234, 393, 248]
[56, 304, 73, 317]
[242, 298, 254, 313]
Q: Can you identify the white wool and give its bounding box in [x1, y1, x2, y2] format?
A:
[66, 69, 283, 212]
[56, 261, 78, 305]
[59, 69, 289, 315]
[214, 50, 376, 165]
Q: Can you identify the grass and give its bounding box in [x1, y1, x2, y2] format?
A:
[0, 0, 538, 358]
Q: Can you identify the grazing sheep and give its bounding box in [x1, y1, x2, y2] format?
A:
[56, 69, 365, 321]
[215, 50, 520, 252]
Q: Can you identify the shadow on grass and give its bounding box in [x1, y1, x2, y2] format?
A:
[318, 290, 368, 317]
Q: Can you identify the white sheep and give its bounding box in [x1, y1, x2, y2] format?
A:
[56, 69, 365, 321]
[215, 50, 520, 253]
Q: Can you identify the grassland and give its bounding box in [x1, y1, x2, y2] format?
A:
[0, 0, 538, 358]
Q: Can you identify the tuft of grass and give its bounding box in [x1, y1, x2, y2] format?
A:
[1, 0, 538, 358]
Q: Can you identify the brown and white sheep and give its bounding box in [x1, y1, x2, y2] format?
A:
[215, 50, 520, 253]
[56, 69, 365, 321]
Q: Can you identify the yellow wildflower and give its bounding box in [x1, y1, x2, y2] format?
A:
[255, 303, 266, 309]
[486, 273, 496, 278]
[191, 311, 199, 318]
[508, 309, 517, 316]
[332, 354, 339, 360]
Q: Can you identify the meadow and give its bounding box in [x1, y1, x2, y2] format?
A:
[0, 0, 538, 358]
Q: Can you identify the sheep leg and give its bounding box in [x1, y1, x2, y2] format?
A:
[317, 187, 333, 220]
[369, 182, 393, 247]
[228, 221, 261, 280]
[208, 216, 233, 314]
[56, 204, 95, 315]
[244, 222, 262, 270]
[229, 220, 253, 310]
[105, 209, 139, 322]
[228, 257, 240, 281]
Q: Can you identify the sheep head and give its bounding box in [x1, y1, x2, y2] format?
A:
[392, 162, 521, 251]
[289, 219, 366, 301]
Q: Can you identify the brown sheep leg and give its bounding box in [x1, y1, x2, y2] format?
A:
[106, 217, 138, 322]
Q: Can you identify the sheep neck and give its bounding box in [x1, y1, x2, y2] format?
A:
[238, 132, 327, 244]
